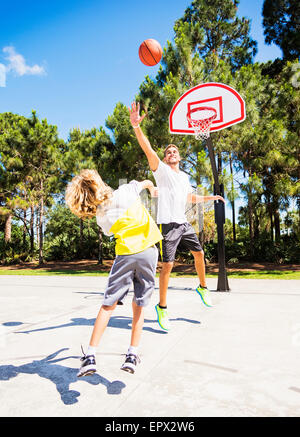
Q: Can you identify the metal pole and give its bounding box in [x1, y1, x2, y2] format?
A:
[206, 137, 230, 291]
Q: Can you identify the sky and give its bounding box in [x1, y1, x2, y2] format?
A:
[0, 0, 282, 142]
[0, 0, 284, 218]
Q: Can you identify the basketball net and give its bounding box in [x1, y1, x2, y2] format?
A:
[187, 107, 217, 141]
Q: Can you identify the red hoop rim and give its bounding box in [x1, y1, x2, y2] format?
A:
[186, 106, 218, 122]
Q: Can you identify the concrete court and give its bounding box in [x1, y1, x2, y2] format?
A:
[0, 274, 299, 418]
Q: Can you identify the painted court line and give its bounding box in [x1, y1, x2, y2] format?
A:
[185, 360, 238, 373]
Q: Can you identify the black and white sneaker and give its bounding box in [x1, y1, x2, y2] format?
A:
[120, 353, 141, 374]
[77, 351, 96, 377]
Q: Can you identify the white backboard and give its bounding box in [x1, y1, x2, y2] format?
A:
[169, 82, 246, 135]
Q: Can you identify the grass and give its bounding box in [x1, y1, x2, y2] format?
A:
[0, 268, 299, 279]
[0, 269, 109, 276]
[173, 270, 300, 280]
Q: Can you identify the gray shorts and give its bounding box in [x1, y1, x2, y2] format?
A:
[159, 222, 203, 262]
[103, 246, 158, 307]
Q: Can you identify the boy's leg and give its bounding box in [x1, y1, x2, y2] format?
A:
[129, 300, 144, 347]
[121, 287, 145, 374]
[78, 302, 118, 377]
[191, 250, 206, 288]
[159, 261, 174, 307]
[89, 252, 134, 347]
[89, 302, 118, 347]
[155, 261, 173, 331]
[156, 223, 181, 331]
[180, 224, 212, 307]
[158, 223, 182, 308]
[192, 250, 212, 307]
[121, 246, 156, 373]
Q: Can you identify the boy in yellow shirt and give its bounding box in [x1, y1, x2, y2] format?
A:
[65, 169, 162, 376]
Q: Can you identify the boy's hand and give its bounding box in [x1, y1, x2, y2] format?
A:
[215, 195, 225, 203]
[128, 102, 146, 127]
[149, 186, 159, 197]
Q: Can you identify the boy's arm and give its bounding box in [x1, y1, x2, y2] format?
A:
[187, 193, 225, 203]
[140, 180, 159, 197]
[128, 101, 160, 172]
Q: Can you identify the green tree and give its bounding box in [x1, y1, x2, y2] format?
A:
[262, 0, 300, 60]
[0, 111, 67, 263]
[174, 0, 257, 71]
[0, 113, 36, 254]
[24, 111, 66, 264]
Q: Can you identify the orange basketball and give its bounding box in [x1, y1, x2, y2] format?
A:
[139, 39, 162, 66]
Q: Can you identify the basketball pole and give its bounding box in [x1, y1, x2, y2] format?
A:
[206, 137, 230, 292]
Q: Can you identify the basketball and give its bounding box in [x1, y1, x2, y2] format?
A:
[139, 39, 162, 66]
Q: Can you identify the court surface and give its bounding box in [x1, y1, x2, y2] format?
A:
[0, 275, 299, 417]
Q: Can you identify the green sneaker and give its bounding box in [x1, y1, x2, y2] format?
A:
[196, 285, 212, 307]
[155, 304, 170, 331]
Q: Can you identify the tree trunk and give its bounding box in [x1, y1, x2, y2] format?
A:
[30, 204, 35, 255]
[36, 205, 40, 249]
[38, 186, 44, 266]
[229, 155, 236, 242]
[23, 209, 27, 250]
[254, 210, 260, 240]
[217, 153, 222, 176]
[274, 209, 281, 243]
[231, 200, 236, 242]
[269, 208, 274, 242]
[4, 214, 12, 243]
[248, 197, 254, 258]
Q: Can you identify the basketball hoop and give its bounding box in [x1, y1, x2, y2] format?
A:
[186, 106, 217, 140]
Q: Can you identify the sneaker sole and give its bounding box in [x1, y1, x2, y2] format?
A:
[77, 364, 97, 377]
[121, 365, 135, 374]
[196, 289, 212, 307]
[77, 369, 96, 377]
[155, 305, 169, 331]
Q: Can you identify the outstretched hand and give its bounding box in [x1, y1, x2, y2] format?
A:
[215, 195, 225, 203]
[128, 102, 146, 128]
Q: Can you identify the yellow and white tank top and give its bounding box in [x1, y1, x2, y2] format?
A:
[96, 181, 162, 255]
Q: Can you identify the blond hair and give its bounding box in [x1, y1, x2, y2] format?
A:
[65, 169, 113, 219]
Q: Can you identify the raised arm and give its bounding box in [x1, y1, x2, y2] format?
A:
[128, 102, 160, 172]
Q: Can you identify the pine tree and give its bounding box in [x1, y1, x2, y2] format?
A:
[263, 0, 300, 60]
[174, 0, 257, 71]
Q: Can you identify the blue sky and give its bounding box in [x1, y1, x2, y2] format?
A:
[0, 0, 282, 142]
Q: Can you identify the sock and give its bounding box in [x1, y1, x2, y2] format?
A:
[87, 345, 96, 356]
[159, 304, 167, 309]
[127, 345, 138, 356]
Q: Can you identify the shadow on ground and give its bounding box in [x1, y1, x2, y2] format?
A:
[0, 348, 126, 405]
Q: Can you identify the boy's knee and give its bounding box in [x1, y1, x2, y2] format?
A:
[102, 302, 117, 311]
[161, 262, 174, 272]
[192, 250, 204, 259]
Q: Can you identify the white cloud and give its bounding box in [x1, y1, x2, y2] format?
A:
[0, 63, 6, 87]
[0, 46, 46, 86]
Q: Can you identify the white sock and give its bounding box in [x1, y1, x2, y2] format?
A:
[87, 345, 96, 356]
[127, 345, 138, 356]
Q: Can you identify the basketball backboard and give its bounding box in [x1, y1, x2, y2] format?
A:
[169, 82, 246, 136]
